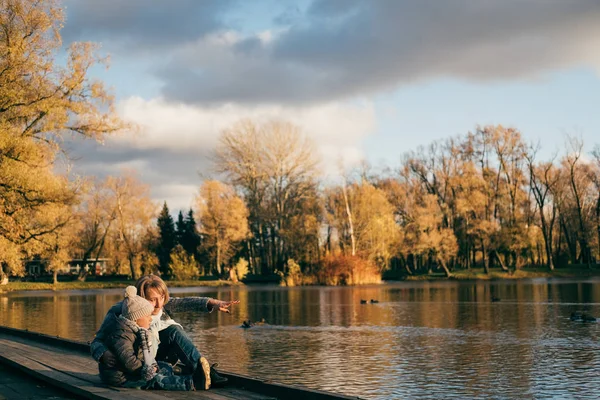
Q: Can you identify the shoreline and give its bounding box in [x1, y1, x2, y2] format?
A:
[2, 267, 600, 293]
[0, 279, 240, 293]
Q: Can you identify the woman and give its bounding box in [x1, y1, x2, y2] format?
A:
[91, 275, 239, 389]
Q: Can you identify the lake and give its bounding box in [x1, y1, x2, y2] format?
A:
[2, 279, 600, 399]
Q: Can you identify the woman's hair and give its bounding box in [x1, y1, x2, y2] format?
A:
[135, 275, 170, 303]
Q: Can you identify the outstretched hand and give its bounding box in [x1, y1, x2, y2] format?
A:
[208, 299, 240, 313]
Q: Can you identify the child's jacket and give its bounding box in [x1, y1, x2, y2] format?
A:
[98, 315, 150, 386]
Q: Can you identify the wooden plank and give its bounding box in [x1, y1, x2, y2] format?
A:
[0, 326, 363, 400]
[218, 388, 277, 400]
[0, 337, 258, 400]
[0, 338, 263, 400]
[0, 339, 172, 399]
[219, 372, 361, 400]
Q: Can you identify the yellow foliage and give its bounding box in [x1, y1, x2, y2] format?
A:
[169, 245, 199, 281]
[0, 0, 126, 279]
[196, 180, 249, 273]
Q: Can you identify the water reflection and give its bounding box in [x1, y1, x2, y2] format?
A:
[2, 280, 600, 399]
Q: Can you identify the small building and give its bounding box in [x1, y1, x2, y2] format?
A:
[25, 258, 110, 276]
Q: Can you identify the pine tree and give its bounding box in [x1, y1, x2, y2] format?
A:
[156, 202, 176, 276]
[175, 211, 186, 246]
[183, 209, 201, 259]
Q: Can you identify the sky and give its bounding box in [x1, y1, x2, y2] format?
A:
[61, 0, 600, 212]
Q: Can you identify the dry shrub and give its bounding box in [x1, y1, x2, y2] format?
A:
[316, 255, 381, 285]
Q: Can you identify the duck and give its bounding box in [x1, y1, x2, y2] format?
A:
[360, 299, 367, 304]
[241, 320, 254, 328]
[491, 296, 501, 302]
[570, 312, 597, 322]
[370, 299, 379, 304]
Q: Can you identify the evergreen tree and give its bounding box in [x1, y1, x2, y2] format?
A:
[183, 209, 202, 259]
[175, 211, 186, 246]
[156, 202, 176, 276]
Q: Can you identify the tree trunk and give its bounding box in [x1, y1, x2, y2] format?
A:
[596, 194, 600, 262]
[216, 243, 221, 276]
[437, 256, 452, 278]
[560, 216, 577, 264]
[405, 255, 413, 275]
[53, 269, 58, 285]
[494, 250, 509, 272]
[0, 264, 8, 285]
[341, 180, 356, 257]
[482, 241, 489, 274]
[128, 255, 137, 280]
[543, 232, 554, 270]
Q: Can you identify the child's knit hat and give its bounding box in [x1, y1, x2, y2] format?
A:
[122, 286, 154, 321]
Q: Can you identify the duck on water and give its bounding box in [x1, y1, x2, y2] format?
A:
[570, 311, 596, 322]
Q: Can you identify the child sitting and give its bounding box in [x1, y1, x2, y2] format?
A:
[98, 286, 210, 390]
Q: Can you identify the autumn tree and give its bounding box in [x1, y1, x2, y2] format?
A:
[326, 180, 399, 272]
[72, 178, 117, 281]
[591, 146, 600, 260]
[562, 137, 594, 267]
[196, 180, 248, 275]
[35, 202, 79, 284]
[169, 244, 199, 281]
[0, 0, 124, 282]
[106, 172, 157, 279]
[215, 119, 320, 274]
[525, 148, 560, 270]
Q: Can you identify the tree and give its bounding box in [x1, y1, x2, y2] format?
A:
[169, 245, 199, 281]
[175, 211, 185, 246]
[326, 180, 399, 272]
[0, 0, 125, 282]
[156, 202, 176, 276]
[73, 178, 117, 281]
[525, 148, 560, 270]
[215, 119, 320, 274]
[107, 172, 157, 279]
[591, 146, 600, 261]
[196, 180, 248, 275]
[35, 202, 79, 284]
[182, 209, 201, 259]
[563, 136, 593, 267]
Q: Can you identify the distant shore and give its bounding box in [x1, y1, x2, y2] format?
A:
[2, 267, 600, 293]
[400, 266, 600, 281]
[0, 279, 239, 293]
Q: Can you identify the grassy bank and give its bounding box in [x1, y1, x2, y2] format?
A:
[403, 267, 600, 281]
[3, 267, 600, 293]
[0, 279, 239, 293]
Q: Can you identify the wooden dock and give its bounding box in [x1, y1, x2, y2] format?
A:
[0, 326, 362, 400]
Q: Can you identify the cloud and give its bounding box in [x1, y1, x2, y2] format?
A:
[62, 1, 600, 105]
[69, 97, 376, 210]
[62, 0, 233, 52]
[154, 0, 600, 105]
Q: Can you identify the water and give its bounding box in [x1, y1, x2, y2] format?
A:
[3, 279, 600, 399]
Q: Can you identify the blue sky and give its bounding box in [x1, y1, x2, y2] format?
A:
[368, 68, 600, 167]
[62, 0, 600, 211]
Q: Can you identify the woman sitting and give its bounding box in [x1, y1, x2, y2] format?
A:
[91, 275, 239, 389]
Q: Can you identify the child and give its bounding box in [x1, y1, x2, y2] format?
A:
[98, 286, 210, 390]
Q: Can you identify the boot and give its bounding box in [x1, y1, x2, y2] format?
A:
[192, 357, 211, 390]
[210, 363, 228, 388]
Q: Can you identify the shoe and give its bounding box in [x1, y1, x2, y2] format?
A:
[210, 363, 228, 388]
[193, 357, 211, 390]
